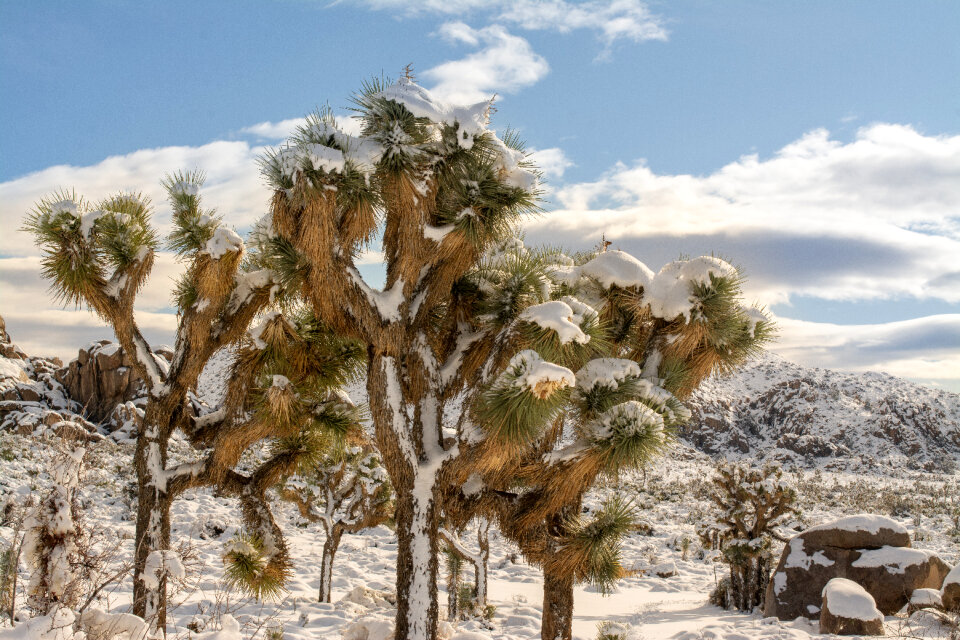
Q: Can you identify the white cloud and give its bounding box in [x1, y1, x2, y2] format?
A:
[424, 23, 549, 105]
[770, 314, 960, 385]
[0, 140, 269, 258]
[529, 147, 573, 179]
[239, 117, 307, 140]
[525, 124, 960, 305]
[239, 113, 365, 141]
[347, 0, 667, 49]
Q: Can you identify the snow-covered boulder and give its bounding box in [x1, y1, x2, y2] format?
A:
[908, 587, 942, 614]
[819, 578, 884, 636]
[765, 514, 949, 620]
[342, 615, 394, 640]
[939, 563, 960, 611]
[653, 561, 678, 578]
[800, 515, 910, 550]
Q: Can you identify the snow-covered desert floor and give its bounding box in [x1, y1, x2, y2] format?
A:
[1, 429, 958, 640]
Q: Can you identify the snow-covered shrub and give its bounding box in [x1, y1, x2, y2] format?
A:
[596, 620, 630, 640]
[22, 447, 87, 616]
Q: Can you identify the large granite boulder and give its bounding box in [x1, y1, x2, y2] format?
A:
[846, 546, 950, 614]
[820, 578, 884, 636]
[765, 514, 950, 620]
[56, 341, 171, 423]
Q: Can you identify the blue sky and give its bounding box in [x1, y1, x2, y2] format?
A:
[1, 0, 959, 390]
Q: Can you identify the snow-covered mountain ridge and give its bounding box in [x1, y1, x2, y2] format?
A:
[683, 354, 960, 471]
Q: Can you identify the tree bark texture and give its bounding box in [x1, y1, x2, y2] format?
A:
[319, 526, 344, 603]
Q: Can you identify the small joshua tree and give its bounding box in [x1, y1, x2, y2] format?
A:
[257, 74, 774, 639]
[24, 179, 364, 631]
[440, 517, 491, 621]
[279, 443, 393, 603]
[706, 463, 797, 612]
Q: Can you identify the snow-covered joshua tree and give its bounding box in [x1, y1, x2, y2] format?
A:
[255, 73, 773, 640]
[24, 178, 364, 631]
[440, 242, 774, 639]
[279, 443, 393, 602]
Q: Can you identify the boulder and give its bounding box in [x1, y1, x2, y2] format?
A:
[940, 564, 960, 611]
[847, 546, 950, 614]
[908, 588, 942, 614]
[653, 561, 677, 578]
[801, 514, 911, 550]
[820, 578, 884, 636]
[765, 514, 949, 620]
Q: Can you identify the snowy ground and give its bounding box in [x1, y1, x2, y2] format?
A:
[0, 431, 958, 640]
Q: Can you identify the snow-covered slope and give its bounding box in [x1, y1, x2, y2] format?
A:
[683, 354, 960, 472]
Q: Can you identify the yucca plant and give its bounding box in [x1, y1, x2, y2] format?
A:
[443, 243, 774, 640]
[24, 177, 364, 632]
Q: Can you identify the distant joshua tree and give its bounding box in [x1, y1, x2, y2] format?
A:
[706, 463, 797, 611]
[280, 443, 393, 603]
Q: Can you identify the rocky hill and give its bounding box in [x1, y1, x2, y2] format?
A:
[682, 354, 960, 472]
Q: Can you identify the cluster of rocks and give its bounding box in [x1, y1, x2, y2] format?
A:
[0, 316, 99, 441]
[765, 514, 955, 635]
[55, 340, 171, 424]
[0, 315, 165, 441]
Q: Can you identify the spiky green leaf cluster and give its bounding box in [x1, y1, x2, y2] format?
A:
[22, 192, 158, 307]
[162, 170, 221, 256]
[475, 351, 571, 448]
[222, 533, 286, 600]
[560, 496, 637, 595]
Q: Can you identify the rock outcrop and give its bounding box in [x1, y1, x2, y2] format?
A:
[765, 514, 950, 620]
[56, 341, 171, 423]
[819, 578, 884, 636]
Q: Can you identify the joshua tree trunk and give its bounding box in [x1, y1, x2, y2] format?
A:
[446, 550, 461, 621]
[319, 525, 344, 603]
[541, 567, 574, 640]
[474, 519, 489, 610]
[727, 554, 769, 612]
[394, 486, 441, 640]
[132, 416, 172, 631]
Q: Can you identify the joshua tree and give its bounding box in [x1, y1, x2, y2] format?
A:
[438, 240, 773, 640]
[255, 74, 773, 639]
[439, 517, 490, 621]
[24, 178, 364, 631]
[280, 443, 393, 602]
[706, 463, 797, 612]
